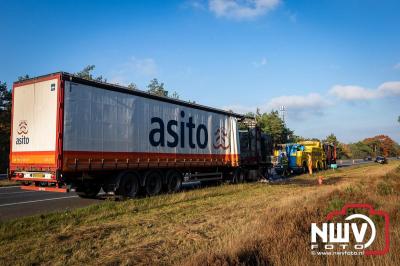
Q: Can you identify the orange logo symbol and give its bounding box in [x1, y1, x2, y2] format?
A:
[17, 120, 28, 135]
[213, 127, 230, 150]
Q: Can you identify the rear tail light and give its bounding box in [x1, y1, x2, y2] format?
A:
[51, 174, 56, 180]
[17, 173, 24, 178]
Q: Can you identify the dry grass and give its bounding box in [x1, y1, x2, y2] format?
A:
[187, 162, 400, 266]
[0, 162, 399, 265]
[0, 179, 18, 187]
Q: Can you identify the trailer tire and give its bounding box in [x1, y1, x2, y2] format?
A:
[166, 170, 182, 193]
[144, 170, 163, 196]
[116, 172, 139, 198]
[76, 183, 101, 199]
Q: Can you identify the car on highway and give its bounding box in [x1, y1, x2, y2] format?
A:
[374, 156, 387, 164]
[363, 156, 372, 161]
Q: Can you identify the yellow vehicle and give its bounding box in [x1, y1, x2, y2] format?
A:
[273, 143, 308, 174]
[273, 141, 326, 175]
[299, 141, 326, 171]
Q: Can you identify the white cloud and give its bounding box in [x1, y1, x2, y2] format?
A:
[252, 57, 267, 67]
[329, 81, 400, 101]
[110, 57, 158, 85]
[224, 93, 330, 119]
[378, 81, 400, 95]
[329, 85, 379, 100]
[266, 93, 330, 111]
[209, 0, 280, 19]
[393, 63, 400, 70]
[224, 79, 400, 122]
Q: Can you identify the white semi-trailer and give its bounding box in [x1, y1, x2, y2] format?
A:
[9, 72, 272, 198]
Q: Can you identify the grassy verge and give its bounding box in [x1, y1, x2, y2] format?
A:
[0, 178, 18, 187]
[188, 162, 400, 266]
[0, 162, 399, 265]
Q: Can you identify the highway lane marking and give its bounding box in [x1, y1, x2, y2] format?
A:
[0, 191, 39, 195]
[0, 195, 79, 207]
[0, 186, 20, 189]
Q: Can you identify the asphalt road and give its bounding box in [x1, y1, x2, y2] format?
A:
[0, 158, 391, 222]
[0, 186, 100, 221]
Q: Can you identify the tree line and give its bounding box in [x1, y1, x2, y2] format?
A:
[76, 65, 180, 99]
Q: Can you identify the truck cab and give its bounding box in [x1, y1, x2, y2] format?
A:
[273, 141, 330, 175]
[274, 143, 307, 175]
[299, 141, 327, 170]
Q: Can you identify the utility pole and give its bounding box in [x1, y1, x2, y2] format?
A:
[279, 105, 286, 123]
[279, 105, 289, 141]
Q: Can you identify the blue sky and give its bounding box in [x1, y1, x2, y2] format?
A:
[1, 0, 399, 142]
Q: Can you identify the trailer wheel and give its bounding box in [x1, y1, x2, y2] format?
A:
[76, 183, 101, 199]
[166, 170, 182, 193]
[116, 172, 139, 198]
[144, 170, 163, 196]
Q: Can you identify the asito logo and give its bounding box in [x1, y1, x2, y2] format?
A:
[148, 110, 233, 151]
[213, 127, 230, 150]
[311, 204, 390, 256]
[149, 110, 208, 149]
[16, 120, 30, 145]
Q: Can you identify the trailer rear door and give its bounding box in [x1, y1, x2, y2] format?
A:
[10, 75, 60, 170]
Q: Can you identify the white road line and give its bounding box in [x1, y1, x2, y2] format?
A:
[0, 196, 79, 207]
[0, 186, 20, 189]
[0, 191, 38, 195]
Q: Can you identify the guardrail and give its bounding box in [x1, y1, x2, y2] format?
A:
[337, 157, 399, 167]
[337, 159, 365, 165]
